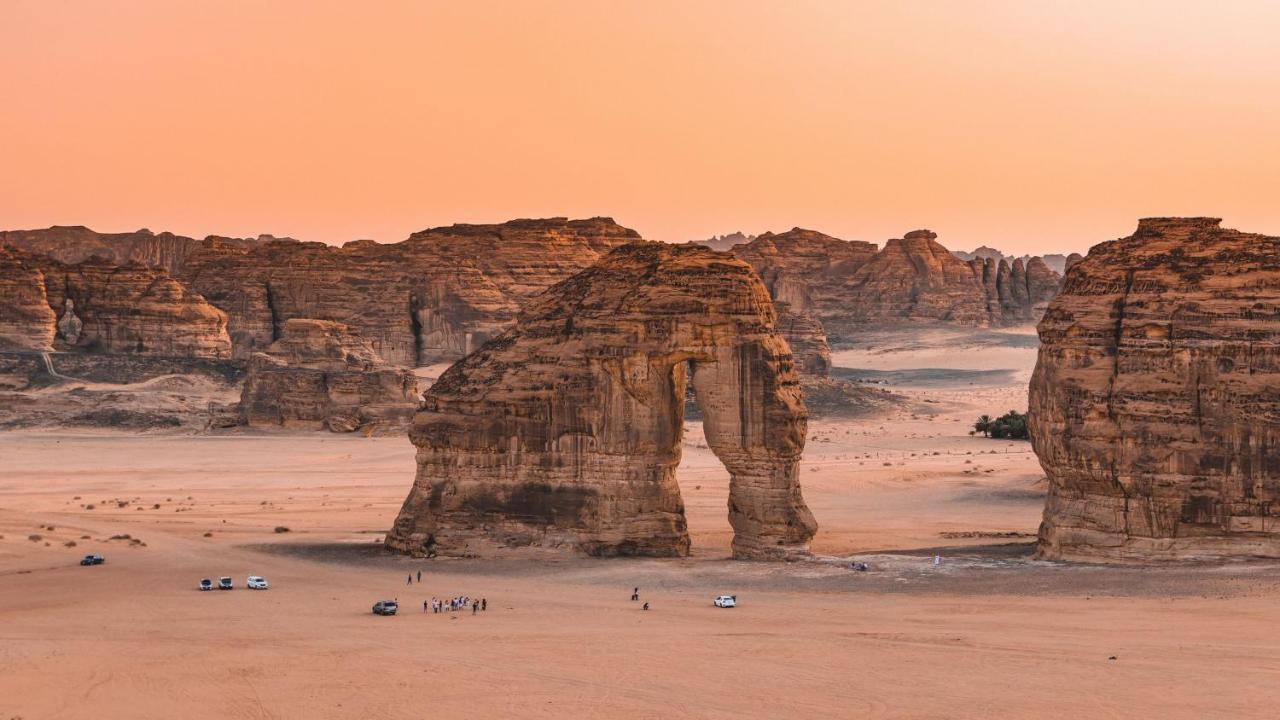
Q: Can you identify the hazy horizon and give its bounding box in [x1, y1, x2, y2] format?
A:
[4, 1, 1278, 255]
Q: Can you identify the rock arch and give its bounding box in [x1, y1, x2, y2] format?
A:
[385, 242, 817, 560]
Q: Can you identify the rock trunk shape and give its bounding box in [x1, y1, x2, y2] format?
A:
[240, 319, 419, 432]
[386, 242, 816, 560]
[1030, 218, 1280, 561]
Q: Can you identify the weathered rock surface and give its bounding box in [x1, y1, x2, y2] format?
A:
[0, 250, 231, 358]
[386, 242, 816, 560]
[179, 217, 638, 364]
[41, 259, 233, 359]
[733, 228, 1062, 346]
[240, 319, 419, 432]
[0, 226, 264, 275]
[1030, 217, 1280, 561]
[0, 249, 57, 351]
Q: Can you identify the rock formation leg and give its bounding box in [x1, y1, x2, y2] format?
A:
[691, 345, 816, 559]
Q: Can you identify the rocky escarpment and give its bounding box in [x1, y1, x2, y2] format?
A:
[239, 319, 419, 432]
[179, 217, 638, 364]
[1030, 217, 1280, 562]
[0, 226, 264, 275]
[733, 228, 1061, 346]
[0, 250, 231, 358]
[0, 249, 57, 351]
[386, 242, 816, 560]
[41, 259, 232, 358]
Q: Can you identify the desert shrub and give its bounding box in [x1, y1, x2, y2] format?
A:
[28, 534, 42, 542]
[274, 526, 291, 533]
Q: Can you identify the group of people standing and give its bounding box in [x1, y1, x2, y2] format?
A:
[406, 571, 488, 615]
[426, 596, 486, 614]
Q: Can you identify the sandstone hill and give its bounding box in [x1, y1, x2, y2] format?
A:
[386, 242, 817, 560]
[1030, 217, 1280, 561]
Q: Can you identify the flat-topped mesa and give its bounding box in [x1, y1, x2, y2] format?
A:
[386, 242, 817, 560]
[1030, 218, 1280, 562]
[239, 319, 419, 432]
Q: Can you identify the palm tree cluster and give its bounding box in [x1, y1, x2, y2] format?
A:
[972, 410, 1029, 440]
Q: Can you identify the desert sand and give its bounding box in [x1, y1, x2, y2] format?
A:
[3, 327, 1280, 718]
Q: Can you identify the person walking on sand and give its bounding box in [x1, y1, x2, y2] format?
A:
[417, 570, 421, 583]
[642, 602, 649, 611]
[481, 598, 486, 611]
[424, 600, 428, 613]
[407, 573, 412, 585]
[473, 601, 478, 615]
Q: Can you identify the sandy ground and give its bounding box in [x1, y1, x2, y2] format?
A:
[4, 327, 1280, 718]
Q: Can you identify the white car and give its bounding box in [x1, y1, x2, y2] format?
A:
[713, 595, 737, 608]
[246, 576, 269, 590]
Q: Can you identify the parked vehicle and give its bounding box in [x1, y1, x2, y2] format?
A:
[79, 554, 105, 566]
[372, 600, 398, 616]
[713, 595, 737, 608]
[218, 576, 233, 590]
[246, 576, 269, 590]
[199, 578, 214, 591]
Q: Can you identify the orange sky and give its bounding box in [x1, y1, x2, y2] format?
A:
[2, 1, 1278, 255]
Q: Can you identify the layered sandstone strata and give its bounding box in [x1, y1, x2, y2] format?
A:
[239, 319, 419, 432]
[0, 249, 57, 351]
[0, 250, 231, 358]
[733, 228, 1061, 345]
[41, 259, 232, 359]
[179, 217, 638, 364]
[1030, 217, 1280, 561]
[386, 242, 816, 560]
[0, 226, 263, 275]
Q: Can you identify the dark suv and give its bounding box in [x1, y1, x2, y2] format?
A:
[372, 600, 398, 616]
[80, 554, 105, 566]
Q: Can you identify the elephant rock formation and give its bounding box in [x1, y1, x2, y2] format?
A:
[386, 242, 816, 560]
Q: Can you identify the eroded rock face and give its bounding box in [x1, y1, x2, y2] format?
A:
[0, 249, 57, 351]
[386, 242, 816, 560]
[240, 319, 419, 432]
[0, 226, 263, 275]
[733, 228, 1062, 346]
[180, 217, 638, 364]
[1030, 217, 1280, 561]
[20, 256, 232, 359]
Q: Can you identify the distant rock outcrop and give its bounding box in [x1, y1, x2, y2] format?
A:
[1031, 217, 1280, 561]
[0, 226, 264, 275]
[386, 242, 816, 560]
[0, 249, 57, 351]
[179, 217, 639, 365]
[734, 228, 1061, 346]
[240, 319, 419, 432]
[0, 249, 231, 358]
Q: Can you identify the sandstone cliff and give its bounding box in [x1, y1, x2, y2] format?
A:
[239, 319, 419, 432]
[40, 259, 232, 359]
[0, 226, 263, 275]
[1030, 217, 1280, 561]
[733, 228, 1061, 346]
[0, 249, 57, 351]
[179, 217, 638, 364]
[0, 250, 231, 359]
[386, 242, 816, 560]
